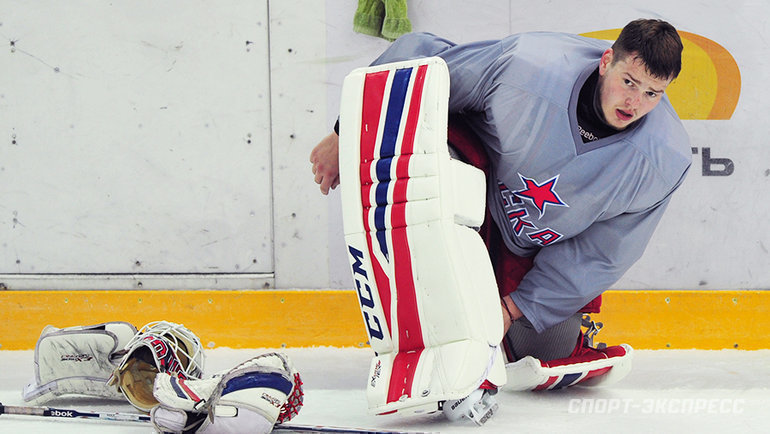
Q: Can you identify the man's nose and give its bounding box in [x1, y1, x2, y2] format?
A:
[625, 91, 641, 108]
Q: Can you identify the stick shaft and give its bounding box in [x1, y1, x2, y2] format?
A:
[0, 403, 150, 423]
[1, 403, 433, 433]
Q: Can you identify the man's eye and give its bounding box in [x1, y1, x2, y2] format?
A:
[624, 79, 634, 87]
[646, 91, 658, 98]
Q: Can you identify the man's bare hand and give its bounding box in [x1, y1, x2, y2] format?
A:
[310, 132, 341, 195]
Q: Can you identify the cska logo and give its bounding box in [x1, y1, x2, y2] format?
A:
[498, 173, 568, 246]
[513, 173, 569, 217]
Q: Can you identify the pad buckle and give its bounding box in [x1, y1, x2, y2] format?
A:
[582, 314, 605, 349]
[442, 388, 499, 426]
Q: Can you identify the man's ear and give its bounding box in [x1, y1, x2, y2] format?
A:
[598, 48, 614, 76]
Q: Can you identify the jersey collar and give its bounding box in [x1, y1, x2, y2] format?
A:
[568, 61, 646, 155]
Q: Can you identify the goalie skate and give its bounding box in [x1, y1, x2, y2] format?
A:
[503, 317, 633, 391]
[442, 382, 499, 426]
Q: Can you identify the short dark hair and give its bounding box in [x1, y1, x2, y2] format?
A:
[611, 19, 683, 80]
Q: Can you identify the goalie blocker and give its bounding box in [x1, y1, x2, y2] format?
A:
[338, 57, 505, 421]
[22, 322, 138, 404]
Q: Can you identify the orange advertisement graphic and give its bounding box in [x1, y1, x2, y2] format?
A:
[581, 29, 741, 120]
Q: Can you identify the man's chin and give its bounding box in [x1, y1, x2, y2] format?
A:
[611, 121, 629, 130]
[604, 119, 628, 131]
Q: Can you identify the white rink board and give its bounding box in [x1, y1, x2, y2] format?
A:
[0, 1, 768, 290]
[0, 1, 273, 277]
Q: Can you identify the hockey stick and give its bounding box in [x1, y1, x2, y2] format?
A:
[0, 402, 150, 423]
[0, 402, 435, 434]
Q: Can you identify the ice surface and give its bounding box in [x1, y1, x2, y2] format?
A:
[1, 347, 768, 433]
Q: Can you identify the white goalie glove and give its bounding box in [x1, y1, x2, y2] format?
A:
[150, 352, 304, 434]
[22, 321, 138, 404]
[108, 321, 206, 412]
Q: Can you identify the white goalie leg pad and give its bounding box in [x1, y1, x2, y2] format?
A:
[22, 321, 137, 404]
[151, 352, 303, 434]
[503, 344, 634, 391]
[339, 57, 506, 417]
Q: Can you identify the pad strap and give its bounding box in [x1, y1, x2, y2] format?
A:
[22, 322, 137, 404]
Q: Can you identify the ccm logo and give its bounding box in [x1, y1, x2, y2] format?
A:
[348, 246, 384, 341]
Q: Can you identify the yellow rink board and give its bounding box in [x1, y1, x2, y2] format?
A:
[592, 290, 770, 350]
[1, 290, 768, 351]
[0, 290, 370, 351]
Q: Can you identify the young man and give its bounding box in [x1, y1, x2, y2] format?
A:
[311, 19, 689, 368]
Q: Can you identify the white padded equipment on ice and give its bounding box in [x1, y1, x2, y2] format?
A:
[339, 57, 506, 416]
[22, 321, 137, 404]
[150, 352, 303, 434]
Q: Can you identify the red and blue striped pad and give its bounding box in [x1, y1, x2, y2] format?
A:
[355, 63, 432, 406]
[339, 57, 504, 415]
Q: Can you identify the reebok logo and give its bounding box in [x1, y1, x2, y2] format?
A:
[50, 410, 74, 417]
[578, 124, 599, 142]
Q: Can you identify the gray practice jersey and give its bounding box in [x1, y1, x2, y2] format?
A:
[370, 32, 692, 332]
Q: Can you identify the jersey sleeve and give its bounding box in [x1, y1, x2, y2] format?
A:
[370, 32, 504, 114]
[509, 191, 679, 333]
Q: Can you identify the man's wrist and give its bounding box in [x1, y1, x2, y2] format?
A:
[502, 296, 523, 322]
[501, 298, 516, 322]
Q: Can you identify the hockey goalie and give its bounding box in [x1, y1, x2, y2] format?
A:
[334, 56, 633, 425]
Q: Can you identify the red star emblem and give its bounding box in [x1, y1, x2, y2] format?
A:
[513, 174, 568, 216]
